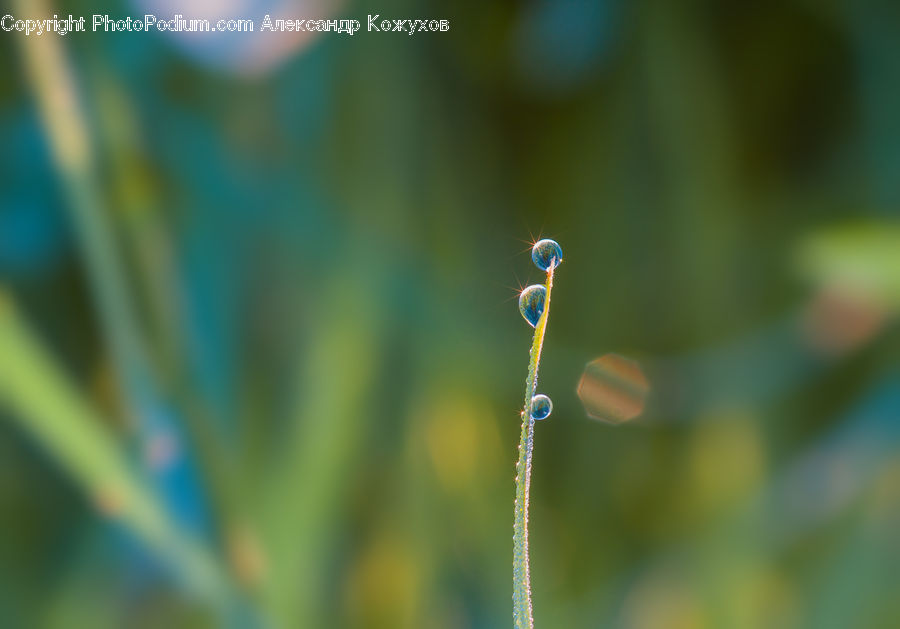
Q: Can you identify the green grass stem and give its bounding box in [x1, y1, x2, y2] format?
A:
[513, 263, 556, 629]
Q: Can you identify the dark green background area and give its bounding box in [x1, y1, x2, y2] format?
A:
[1, 1, 898, 627]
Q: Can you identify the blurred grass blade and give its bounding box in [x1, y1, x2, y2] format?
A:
[796, 221, 900, 307]
[257, 272, 380, 627]
[0, 291, 227, 605]
[13, 0, 154, 413]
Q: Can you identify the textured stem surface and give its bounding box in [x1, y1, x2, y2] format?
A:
[513, 264, 555, 629]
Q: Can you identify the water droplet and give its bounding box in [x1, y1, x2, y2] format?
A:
[532, 239, 563, 271]
[530, 394, 553, 420]
[518, 285, 546, 327]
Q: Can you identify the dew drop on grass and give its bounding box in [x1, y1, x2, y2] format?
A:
[519, 285, 546, 327]
[530, 394, 553, 420]
[532, 239, 563, 271]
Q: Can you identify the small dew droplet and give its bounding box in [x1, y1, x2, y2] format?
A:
[532, 239, 563, 271]
[530, 394, 553, 420]
[518, 285, 546, 327]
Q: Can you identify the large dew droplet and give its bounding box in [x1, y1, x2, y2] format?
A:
[530, 394, 553, 420]
[532, 239, 563, 271]
[518, 285, 546, 327]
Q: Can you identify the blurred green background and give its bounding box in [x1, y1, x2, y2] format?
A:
[1, 0, 899, 627]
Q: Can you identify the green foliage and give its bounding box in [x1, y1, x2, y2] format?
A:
[1, 1, 899, 627]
